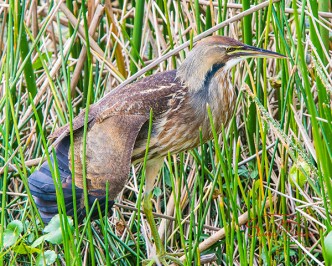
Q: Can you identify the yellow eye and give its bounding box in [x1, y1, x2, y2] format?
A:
[226, 47, 236, 53]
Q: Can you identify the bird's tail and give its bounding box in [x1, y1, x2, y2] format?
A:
[28, 136, 114, 223]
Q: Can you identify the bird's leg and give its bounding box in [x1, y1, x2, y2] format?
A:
[143, 158, 165, 257]
[143, 190, 165, 255]
[143, 158, 184, 266]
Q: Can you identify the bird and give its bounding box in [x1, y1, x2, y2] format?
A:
[28, 36, 285, 264]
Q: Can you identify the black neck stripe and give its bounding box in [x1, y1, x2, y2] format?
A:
[192, 62, 225, 105]
[203, 63, 225, 89]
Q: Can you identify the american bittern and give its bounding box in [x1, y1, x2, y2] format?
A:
[28, 36, 285, 264]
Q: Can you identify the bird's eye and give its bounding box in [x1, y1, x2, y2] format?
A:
[226, 47, 236, 53]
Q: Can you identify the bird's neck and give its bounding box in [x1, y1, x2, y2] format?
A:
[207, 68, 235, 127]
[184, 65, 236, 136]
[184, 63, 234, 106]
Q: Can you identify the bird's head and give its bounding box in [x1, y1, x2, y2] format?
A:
[177, 36, 286, 92]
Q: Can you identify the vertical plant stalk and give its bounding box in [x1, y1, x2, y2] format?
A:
[136, 109, 153, 265]
[19, 4, 38, 101]
[70, 4, 105, 96]
[194, 0, 201, 33]
[105, 0, 127, 78]
[130, 0, 145, 74]
[80, 0, 96, 264]
[0, 8, 13, 260]
[242, 0, 256, 157]
[163, 0, 177, 68]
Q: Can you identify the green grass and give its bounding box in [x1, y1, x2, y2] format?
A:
[1, 1, 332, 265]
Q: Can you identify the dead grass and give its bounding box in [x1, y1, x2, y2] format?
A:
[1, 0, 332, 265]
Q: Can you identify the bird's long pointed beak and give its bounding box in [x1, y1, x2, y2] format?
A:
[240, 45, 286, 59]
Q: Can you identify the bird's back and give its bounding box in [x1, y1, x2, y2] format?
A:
[51, 70, 181, 141]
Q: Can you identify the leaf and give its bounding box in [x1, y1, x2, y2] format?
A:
[36, 250, 57, 266]
[249, 180, 260, 198]
[250, 169, 258, 179]
[44, 229, 64, 245]
[163, 176, 170, 189]
[43, 215, 73, 244]
[324, 231, 332, 264]
[238, 167, 249, 178]
[7, 220, 24, 232]
[32, 235, 46, 248]
[3, 220, 23, 248]
[153, 187, 162, 197]
[32, 52, 52, 70]
[43, 214, 73, 233]
[289, 160, 309, 188]
[28, 232, 35, 243]
[32, 215, 74, 246]
[13, 243, 40, 254]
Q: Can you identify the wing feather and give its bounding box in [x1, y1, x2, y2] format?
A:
[50, 70, 179, 140]
[72, 114, 149, 199]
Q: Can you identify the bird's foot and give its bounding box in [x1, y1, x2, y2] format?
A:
[142, 192, 184, 265]
[142, 252, 183, 266]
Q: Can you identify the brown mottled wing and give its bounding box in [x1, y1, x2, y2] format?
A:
[50, 70, 179, 140]
[72, 114, 149, 199]
[49, 105, 98, 139]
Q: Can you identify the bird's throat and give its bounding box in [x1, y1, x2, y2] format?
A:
[189, 63, 235, 140]
[203, 62, 225, 91]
